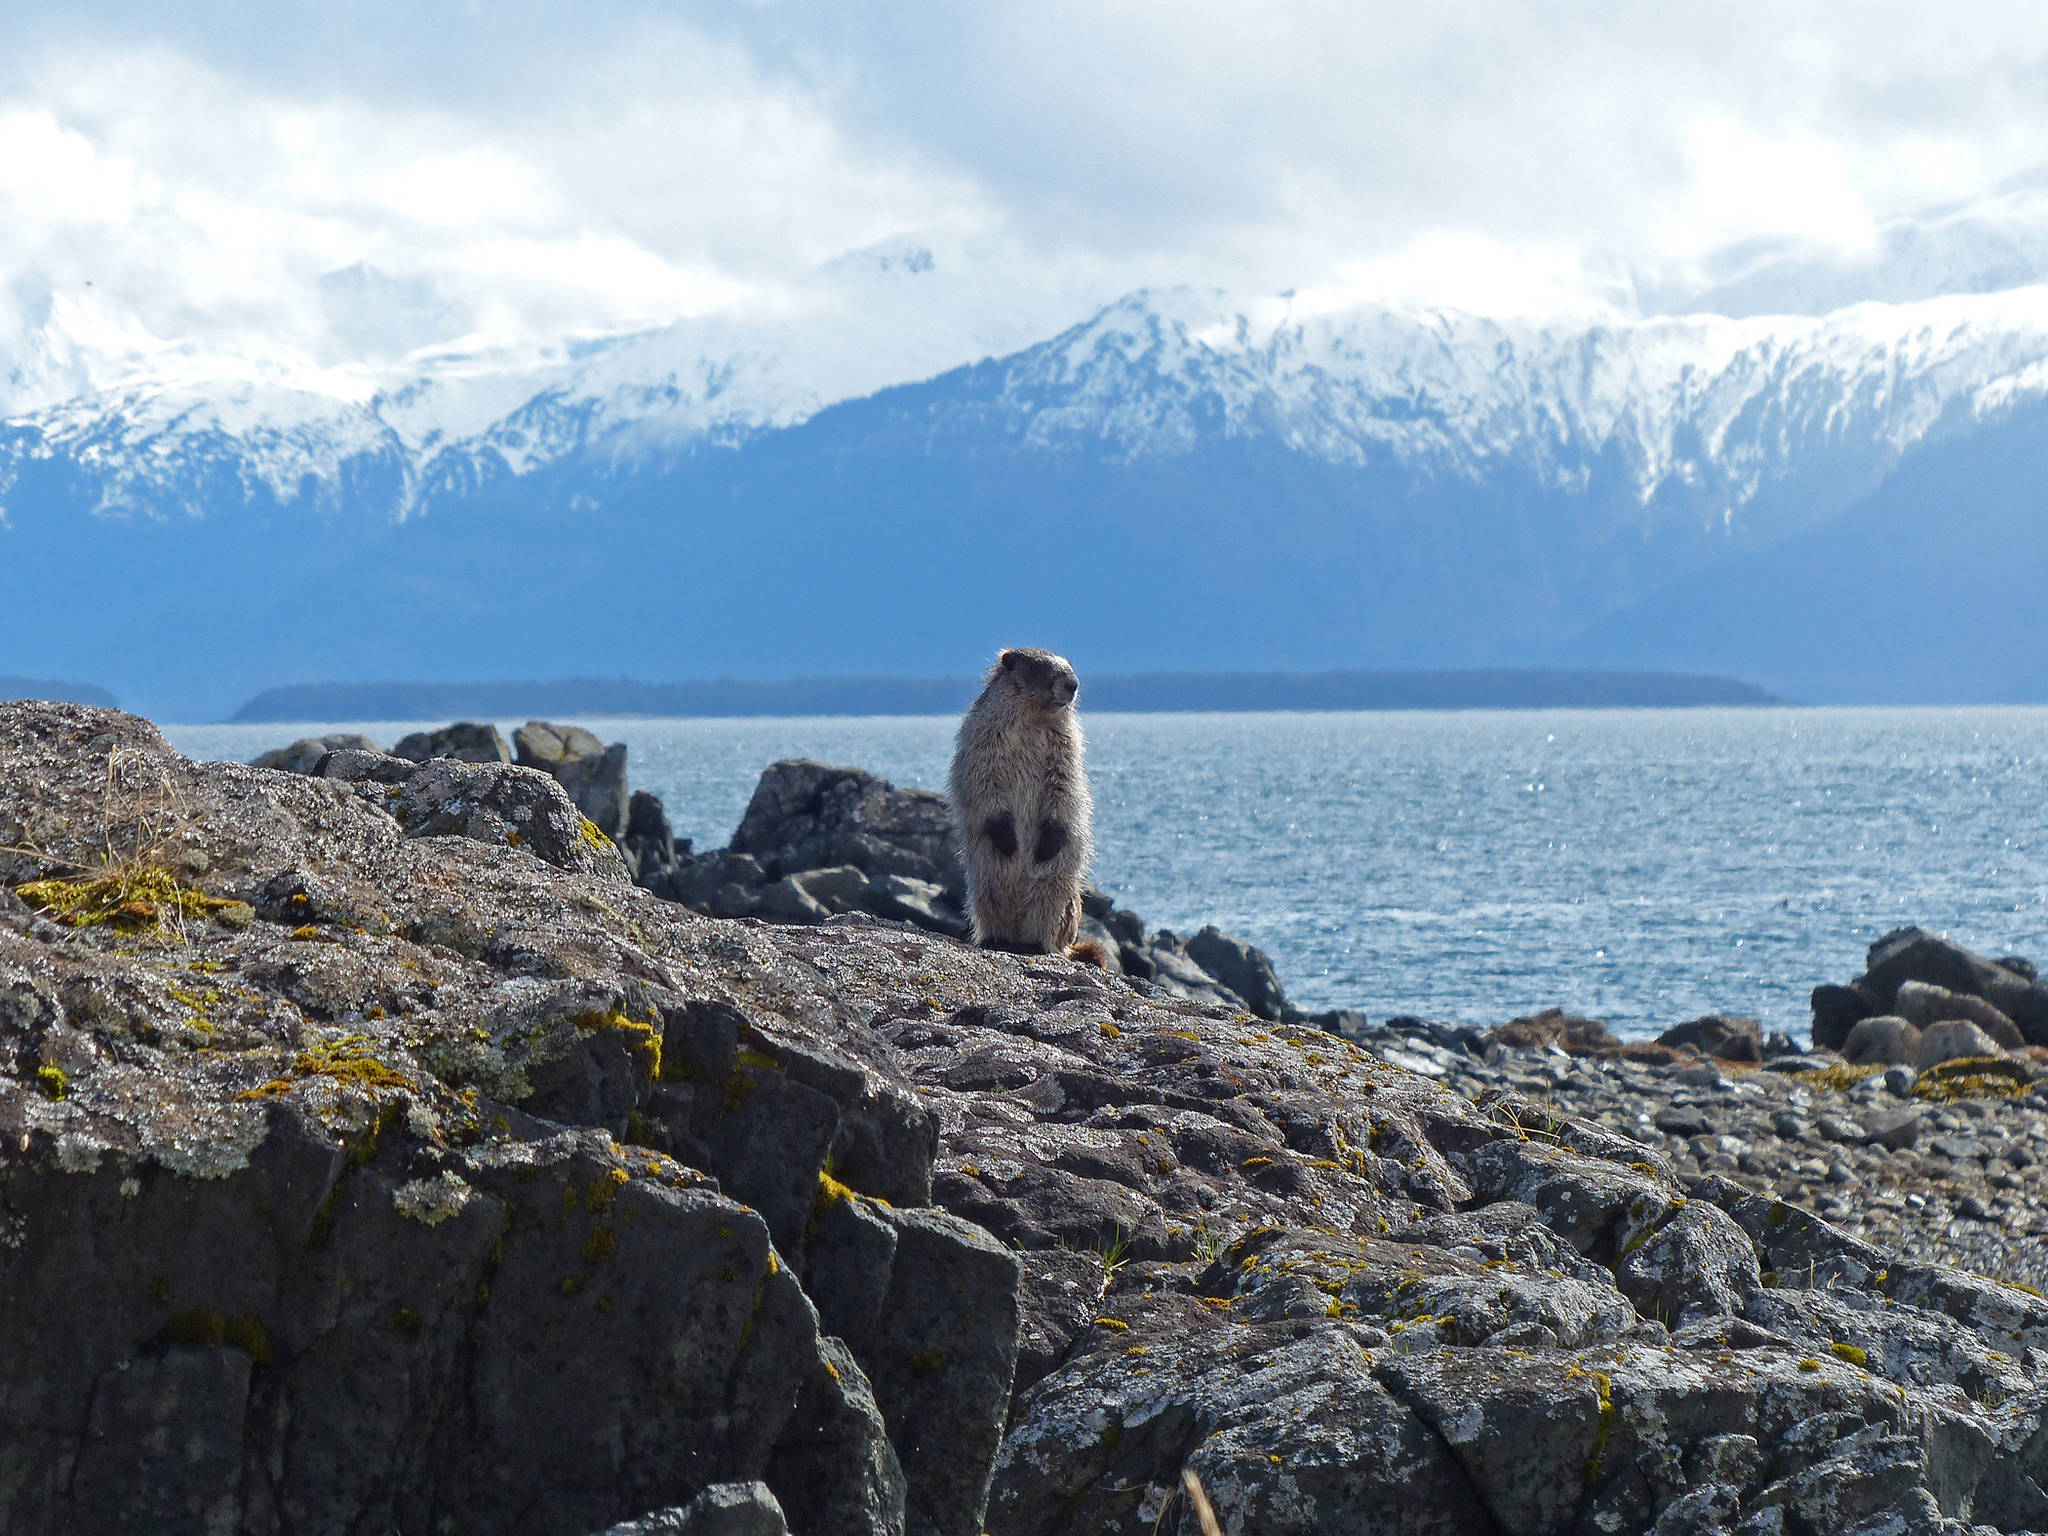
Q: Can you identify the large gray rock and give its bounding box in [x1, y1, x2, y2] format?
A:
[1917, 1018, 2011, 1069]
[1861, 925, 2048, 1043]
[513, 720, 607, 768]
[318, 751, 631, 881]
[1893, 979, 2023, 1047]
[1657, 1013, 1763, 1062]
[0, 703, 997, 1536]
[249, 733, 377, 773]
[587, 1482, 790, 1535]
[1842, 1014, 1922, 1066]
[1183, 925, 1287, 1020]
[1139, 929, 1246, 1009]
[729, 760, 960, 895]
[510, 721, 630, 841]
[390, 720, 510, 764]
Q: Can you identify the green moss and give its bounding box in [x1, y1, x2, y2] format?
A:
[35, 1064, 66, 1100]
[910, 1348, 944, 1373]
[582, 1227, 617, 1263]
[388, 1307, 423, 1337]
[1830, 1340, 1868, 1368]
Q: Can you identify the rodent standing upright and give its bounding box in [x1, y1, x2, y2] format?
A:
[948, 647, 1094, 955]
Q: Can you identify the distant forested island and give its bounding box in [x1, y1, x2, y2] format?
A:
[229, 669, 1781, 723]
[0, 677, 119, 708]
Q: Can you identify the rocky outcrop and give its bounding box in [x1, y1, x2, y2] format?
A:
[1814, 927, 2048, 1050]
[126, 704, 2048, 1532]
[249, 734, 377, 774]
[5, 704, 999, 1536]
[390, 720, 511, 764]
[515, 720, 632, 847]
[250, 731, 1290, 1017]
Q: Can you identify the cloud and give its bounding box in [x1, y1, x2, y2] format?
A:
[7, 1, 2048, 404]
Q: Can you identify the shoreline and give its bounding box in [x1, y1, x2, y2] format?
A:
[1340, 1017, 2048, 1290]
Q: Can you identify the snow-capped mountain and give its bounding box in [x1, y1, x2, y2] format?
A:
[14, 182, 2048, 717]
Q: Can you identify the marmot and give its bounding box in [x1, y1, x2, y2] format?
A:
[948, 647, 1095, 957]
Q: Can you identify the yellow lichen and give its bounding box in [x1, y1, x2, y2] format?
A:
[14, 866, 251, 935]
[1792, 1063, 1883, 1093]
[291, 1035, 411, 1091]
[1914, 1057, 2031, 1102]
[35, 1064, 66, 1100]
[588, 1166, 630, 1213]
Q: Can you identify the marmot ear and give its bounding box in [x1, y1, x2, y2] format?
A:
[999, 649, 1021, 671]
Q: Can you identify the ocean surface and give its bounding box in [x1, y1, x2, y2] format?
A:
[162, 707, 2048, 1040]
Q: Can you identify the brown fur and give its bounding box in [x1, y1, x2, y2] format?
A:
[948, 647, 1094, 955]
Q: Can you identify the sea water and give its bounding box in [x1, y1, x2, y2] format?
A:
[164, 707, 2048, 1039]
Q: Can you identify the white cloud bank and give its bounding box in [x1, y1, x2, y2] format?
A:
[7, 1, 2048, 405]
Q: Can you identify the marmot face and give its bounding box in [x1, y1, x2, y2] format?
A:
[994, 647, 1079, 711]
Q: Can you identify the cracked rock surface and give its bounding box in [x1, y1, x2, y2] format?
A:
[7, 703, 2048, 1534]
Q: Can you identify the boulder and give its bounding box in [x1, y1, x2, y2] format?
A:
[390, 721, 510, 764]
[585, 1482, 789, 1535]
[624, 789, 685, 882]
[1861, 925, 2048, 1042]
[1657, 1014, 1763, 1062]
[506, 721, 631, 841]
[320, 752, 630, 881]
[1840, 1015, 1922, 1067]
[1183, 925, 1287, 1020]
[250, 733, 377, 773]
[1916, 1019, 2011, 1070]
[513, 720, 608, 768]
[1893, 979, 2023, 1047]
[553, 742, 630, 842]
[1137, 930, 1246, 1009]
[729, 760, 959, 896]
[1490, 1006, 1622, 1055]
[1809, 982, 1876, 1050]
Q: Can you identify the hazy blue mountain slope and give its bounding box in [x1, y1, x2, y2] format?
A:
[16, 270, 2048, 715]
[1557, 398, 2048, 701]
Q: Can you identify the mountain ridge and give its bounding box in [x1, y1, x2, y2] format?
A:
[15, 182, 2048, 717]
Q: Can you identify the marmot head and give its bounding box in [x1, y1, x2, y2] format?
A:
[991, 647, 1079, 710]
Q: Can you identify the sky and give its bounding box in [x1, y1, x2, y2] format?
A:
[7, 2, 2048, 382]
